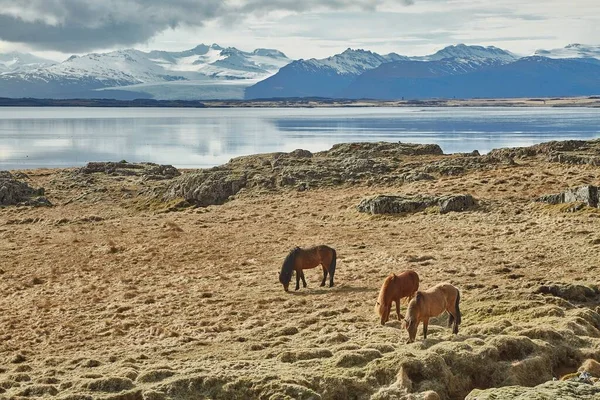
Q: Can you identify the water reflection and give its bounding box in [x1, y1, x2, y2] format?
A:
[1, 107, 599, 170]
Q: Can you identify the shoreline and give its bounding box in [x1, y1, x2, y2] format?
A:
[1, 96, 600, 108]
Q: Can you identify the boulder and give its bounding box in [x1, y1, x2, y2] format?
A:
[0, 171, 51, 207]
[289, 149, 313, 158]
[537, 185, 599, 208]
[357, 194, 475, 215]
[439, 194, 476, 214]
[165, 170, 247, 207]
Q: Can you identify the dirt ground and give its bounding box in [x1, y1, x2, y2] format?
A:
[2, 153, 600, 399]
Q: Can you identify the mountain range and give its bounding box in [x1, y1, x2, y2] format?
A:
[1, 43, 600, 100]
[0, 44, 290, 100]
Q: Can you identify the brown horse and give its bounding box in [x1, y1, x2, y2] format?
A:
[279, 245, 337, 292]
[375, 271, 420, 325]
[404, 283, 461, 343]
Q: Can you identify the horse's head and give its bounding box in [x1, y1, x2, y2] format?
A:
[404, 317, 418, 343]
[279, 248, 297, 292]
[404, 297, 420, 343]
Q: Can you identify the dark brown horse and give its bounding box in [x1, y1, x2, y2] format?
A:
[375, 270, 420, 325]
[279, 245, 337, 292]
[404, 283, 461, 343]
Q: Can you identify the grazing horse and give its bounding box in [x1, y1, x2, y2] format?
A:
[375, 271, 420, 325]
[404, 283, 461, 343]
[279, 245, 337, 292]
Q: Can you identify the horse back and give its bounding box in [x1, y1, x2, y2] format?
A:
[297, 245, 334, 270]
[427, 283, 458, 312]
[394, 270, 420, 296]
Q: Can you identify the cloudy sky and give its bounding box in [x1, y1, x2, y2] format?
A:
[0, 0, 599, 61]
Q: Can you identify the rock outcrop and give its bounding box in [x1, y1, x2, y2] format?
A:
[357, 194, 476, 215]
[0, 171, 51, 207]
[162, 142, 493, 207]
[164, 170, 247, 207]
[488, 139, 600, 166]
[79, 161, 180, 180]
[537, 185, 599, 208]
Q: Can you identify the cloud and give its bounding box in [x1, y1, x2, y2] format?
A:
[0, 0, 413, 52]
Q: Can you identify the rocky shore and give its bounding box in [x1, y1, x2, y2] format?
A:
[2, 140, 600, 399]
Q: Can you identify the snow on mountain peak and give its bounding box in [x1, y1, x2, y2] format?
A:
[297, 48, 405, 75]
[534, 44, 600, 59]
[0, 51, 57, 73]
[253, 48, 287, 58]
[420, 44, 518, 63]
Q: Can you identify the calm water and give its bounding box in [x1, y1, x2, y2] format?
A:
[1, 107, 600, 170]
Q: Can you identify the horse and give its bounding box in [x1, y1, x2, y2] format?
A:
[375, 270, 420, 325]
[404, 283, 461, 343]
[279, 245, 337, 292]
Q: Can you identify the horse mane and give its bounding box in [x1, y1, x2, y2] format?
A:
[279, 247, 300, 285]
[375, 274, 395, 317]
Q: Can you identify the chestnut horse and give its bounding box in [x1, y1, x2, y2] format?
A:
[375, 271, 420, 325]
[279, 245, 337, 292]
[404, 283, 461, 343]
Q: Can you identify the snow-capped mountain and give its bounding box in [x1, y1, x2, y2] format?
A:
[534, 43, 600, 60]
[415, 44, 518, 64]
[4, 42, 600, 101]
[0, 44, 290, 100]
[0, 52, 56, 73]
[246, 45, 517, 99]
[245, 48, 406, 99]
[297, 48, 407, 75]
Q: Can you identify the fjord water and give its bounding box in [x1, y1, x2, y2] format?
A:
[1, 106, 599, 170]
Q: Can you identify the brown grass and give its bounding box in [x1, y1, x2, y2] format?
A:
[1, 159, 600, 399]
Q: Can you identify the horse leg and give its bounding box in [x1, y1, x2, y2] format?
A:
[301, 271, 307, 288]
[320, 265, 327, 287]
[329, 264, 335, 288]
[422, 318, 429, 340]
[447, 305, 459, 334]
[396, 300, 403, 320]
[383, 304, 391, 324]
[295, 270, 301, 291]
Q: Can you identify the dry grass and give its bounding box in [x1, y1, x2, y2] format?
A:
[1, 159, 600, 399]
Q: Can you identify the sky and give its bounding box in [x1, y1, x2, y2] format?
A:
[0, 0, 599, 61]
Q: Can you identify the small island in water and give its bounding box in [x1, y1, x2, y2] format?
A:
[2, 140, 600, 399]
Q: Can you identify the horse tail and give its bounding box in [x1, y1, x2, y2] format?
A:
[455, 288, 462, 325]
[329, 247, 337, 276]
[279, 247, 298, 285]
